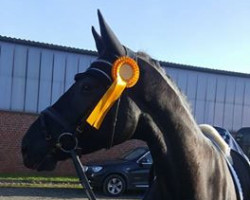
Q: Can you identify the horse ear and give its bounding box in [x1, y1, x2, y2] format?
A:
[95, 10, 126, 60]
[91, 26, 105, 55]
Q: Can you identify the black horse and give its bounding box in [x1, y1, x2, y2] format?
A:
[22, 11, 250, 199]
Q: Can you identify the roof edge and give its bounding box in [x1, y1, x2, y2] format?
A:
[159, 60, 250, 78]
[0, 35, 98, 56]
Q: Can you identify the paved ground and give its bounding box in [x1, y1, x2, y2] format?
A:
[0, 188, 143, 200]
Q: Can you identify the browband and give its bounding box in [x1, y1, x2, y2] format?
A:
[87, 67, 112, 82]
[74, 59, 113, 86]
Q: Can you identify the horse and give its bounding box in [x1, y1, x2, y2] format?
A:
[21, 10, 249, 199]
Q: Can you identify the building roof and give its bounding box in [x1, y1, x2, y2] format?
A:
[1, 35, 249, 78]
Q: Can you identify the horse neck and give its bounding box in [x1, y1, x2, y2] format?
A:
[131, 58, 210, 198]
[132, 58, 202, 148]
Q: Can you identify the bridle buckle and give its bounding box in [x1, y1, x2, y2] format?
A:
[57, 132, 78, 153]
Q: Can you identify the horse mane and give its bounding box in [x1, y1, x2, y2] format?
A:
[136, 51, 194, 119]
[137, 51, 165, 73]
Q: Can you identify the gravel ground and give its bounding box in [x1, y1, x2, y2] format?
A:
[0, 188, 143, 200]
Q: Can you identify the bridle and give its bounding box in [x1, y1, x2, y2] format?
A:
[40, 59, 122, 150]
[39, 49, 138, 151]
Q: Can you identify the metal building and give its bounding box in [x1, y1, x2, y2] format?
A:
[0, 35, 250, 132]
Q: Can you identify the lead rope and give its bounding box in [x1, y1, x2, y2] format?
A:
[70, 150, 97, 200]
[57, 133, 97, 200]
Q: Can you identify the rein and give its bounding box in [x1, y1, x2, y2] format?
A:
[58, 132, 97, 200]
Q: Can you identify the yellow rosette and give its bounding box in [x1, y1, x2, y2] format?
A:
[86, 57, 140, 129]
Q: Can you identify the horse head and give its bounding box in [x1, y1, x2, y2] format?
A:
[21, 10, 143, 171]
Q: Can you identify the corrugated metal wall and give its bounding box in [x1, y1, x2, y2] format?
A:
[0, 38, 250, 131]
[0, 41, 96, 113]
[166, 67, 250, 131]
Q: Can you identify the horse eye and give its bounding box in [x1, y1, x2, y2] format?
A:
[81, 85, 90, 91]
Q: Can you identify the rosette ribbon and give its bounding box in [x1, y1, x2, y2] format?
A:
[86, 57, 139, 129]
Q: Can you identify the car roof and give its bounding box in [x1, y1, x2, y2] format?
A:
[237, 127, 250, 135]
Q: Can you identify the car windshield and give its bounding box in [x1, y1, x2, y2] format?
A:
[123, 148, 148, 160]
[214, 126, 228, 135]
[238, 128, 250, 135]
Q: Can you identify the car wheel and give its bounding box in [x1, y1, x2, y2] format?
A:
[103, 174, 126, 196]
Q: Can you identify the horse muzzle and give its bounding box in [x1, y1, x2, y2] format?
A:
[22, 150, 57, 171]
[21, 140, 57, 171]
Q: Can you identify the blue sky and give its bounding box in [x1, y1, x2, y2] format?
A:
[0, 0, 249, 73]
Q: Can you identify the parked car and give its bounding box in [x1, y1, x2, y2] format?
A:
[84, 147, 152, 196]
[213, 126, 250, 162]
[236, 127, 250, 159]
[214, 126, 246, 155]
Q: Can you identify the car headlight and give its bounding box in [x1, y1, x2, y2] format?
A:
[82, 166, 88, 172]
[90, 166, 103, 173]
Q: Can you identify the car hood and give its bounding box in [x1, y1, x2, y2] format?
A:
[87, 159, 130, 166]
